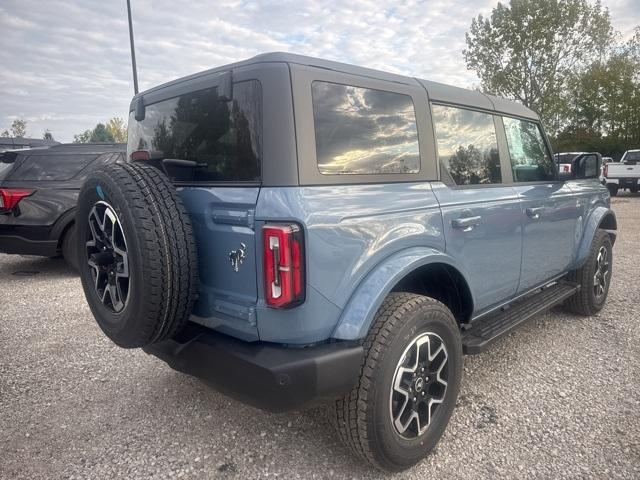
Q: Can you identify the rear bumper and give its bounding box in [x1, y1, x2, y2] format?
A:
[143, 324, 363, 412]
[0, 225, 58, 256]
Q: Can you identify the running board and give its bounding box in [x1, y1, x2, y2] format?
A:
[462, 281, 579, 355]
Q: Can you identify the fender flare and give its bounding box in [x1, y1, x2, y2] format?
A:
[331, 247, 474, 341]
[50, 207, 77, 246]
[575, 207, 617, 268]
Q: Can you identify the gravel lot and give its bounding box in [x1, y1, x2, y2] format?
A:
[1, 194, 639, 479]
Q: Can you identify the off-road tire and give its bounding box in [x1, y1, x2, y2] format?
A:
[76, 162, 199, 348]
[564, 229, 612, 316]
[61, 223, 79, 271]
[630, 186, 639, 194]
[607, 184, 618, 196]
[328, 292, 462, 472]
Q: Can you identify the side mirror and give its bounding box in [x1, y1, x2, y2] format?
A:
[571, 153, 601, 179]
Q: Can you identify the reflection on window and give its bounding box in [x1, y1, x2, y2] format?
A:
[311, 82, 420, 175]
[432, 105, 501, 185]
[127, 80, 261, 182]
[503, 117, 555, 182]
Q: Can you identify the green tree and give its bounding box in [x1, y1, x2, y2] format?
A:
[43, 130, 54, 141]
[10, 119, 27, 137]
[464, 0, 613, 135]
[0, 130, 9, 138]
[106, 117, 127, 142]
[73, 123, 115, 143]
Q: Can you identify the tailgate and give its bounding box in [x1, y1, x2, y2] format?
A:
[179, 186, 260, 340]
[607, 163, 640, 178]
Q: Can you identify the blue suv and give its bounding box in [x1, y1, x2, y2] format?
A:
[76, 53, 616, 471]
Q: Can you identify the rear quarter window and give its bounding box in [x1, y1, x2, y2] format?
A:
[311, 81, 420, 175]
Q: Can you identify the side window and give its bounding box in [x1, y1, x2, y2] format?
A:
[311, 81, 420, 175]
[503, 117, 555, 182]
[431, 105, 501, 185]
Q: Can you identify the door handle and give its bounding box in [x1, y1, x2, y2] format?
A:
[452, 215, 482, 231]
[526, 207, 544, 219]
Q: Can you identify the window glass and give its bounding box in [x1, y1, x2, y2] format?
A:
[18, 154, 98, 181]
[127, 80, 262, 182]
[432, 105, 501, 185]
[311, 82, 419, 175]
[503, 117, 555, 182]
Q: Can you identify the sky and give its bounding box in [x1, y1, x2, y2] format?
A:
[1, 0, 638, 142]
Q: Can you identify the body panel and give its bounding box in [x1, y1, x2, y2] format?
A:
[431, 182, 522, 312]
[512, 182, 578, 292]
[255, 183, 444, 344]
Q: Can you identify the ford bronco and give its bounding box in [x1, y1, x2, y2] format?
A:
[76, 53, 616, 472]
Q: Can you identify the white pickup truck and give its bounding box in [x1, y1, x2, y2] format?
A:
[603, 149, 640, 196]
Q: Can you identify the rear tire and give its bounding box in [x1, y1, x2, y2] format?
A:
[630, 186, 638, 194]
[564, 229, 612, 316]
[76, 162, 199, 348]
[61, 224, 79, 271]
[328, 292, 462, 472]
[606, 184, 618, 196]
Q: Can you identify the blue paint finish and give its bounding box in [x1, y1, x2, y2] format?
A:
[96, 185, 105, 200]
[179, 186, 261, 341]
[255, 182, 444, 344]
[431, 182, 523, 311]
[511, 182, 577, 292]
[332, 247, 472, 340]
[567, 179, 615, 268]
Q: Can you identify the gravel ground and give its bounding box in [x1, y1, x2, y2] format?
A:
[1, 194, 639, 480]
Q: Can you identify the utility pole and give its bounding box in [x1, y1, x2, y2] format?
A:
[126, 0, 139, 94]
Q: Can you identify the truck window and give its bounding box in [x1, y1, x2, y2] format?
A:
[127, 80, 262, 183]
[503, 117, 555, 182]
[311, 81, 419, 175]
[431, 105, 501, 185]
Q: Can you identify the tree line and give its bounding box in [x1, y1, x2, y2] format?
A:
[464, 0, 640, 159]
[0, 117, 127, 144]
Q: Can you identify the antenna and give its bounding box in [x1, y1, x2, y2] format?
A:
[126, 0, 139, 94]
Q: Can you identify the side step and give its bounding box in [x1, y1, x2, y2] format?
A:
[462, 281, 579, 355]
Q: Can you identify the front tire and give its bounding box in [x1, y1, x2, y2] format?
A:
[329, 293, 462, 472]
[564, 229, 613, 316]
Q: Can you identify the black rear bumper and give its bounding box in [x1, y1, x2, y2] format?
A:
[0, 226, 58, 256]
[143, 324, 363, 412]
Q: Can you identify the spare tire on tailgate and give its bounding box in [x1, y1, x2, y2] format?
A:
[76, 162, 199, 348]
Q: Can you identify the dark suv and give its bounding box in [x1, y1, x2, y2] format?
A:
[0, 143, 125, 269]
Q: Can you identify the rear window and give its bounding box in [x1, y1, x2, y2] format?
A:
[624, 151, 640, 162]
[10, 153, 98, 181]
[127, 80, 262, 183]
[311, 81, 420, 175]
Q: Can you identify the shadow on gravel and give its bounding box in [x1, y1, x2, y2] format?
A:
[0, 255, 77, 280]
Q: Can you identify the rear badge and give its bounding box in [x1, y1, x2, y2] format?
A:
[229, 243, 246, 273]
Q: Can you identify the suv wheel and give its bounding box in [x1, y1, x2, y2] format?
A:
[564, 229, 613, 316]
[61, 224, 79, 271]
[76, 162, 199, 348]
[328, 293, 462, 471]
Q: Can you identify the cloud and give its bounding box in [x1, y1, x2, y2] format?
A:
[0, 0, 636, 142]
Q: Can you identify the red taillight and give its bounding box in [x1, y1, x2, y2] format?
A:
[263, 224, 305, 308]
[0, 188, 34, 211]
[563, 164, 570, 172]
[131, 150, 151, 161]
[603, 163, 608, 177]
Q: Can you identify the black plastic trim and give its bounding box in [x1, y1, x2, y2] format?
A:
[143, 323, 363, 412]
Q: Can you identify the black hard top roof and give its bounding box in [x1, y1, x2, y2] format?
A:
[132, 52, 539, 121]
